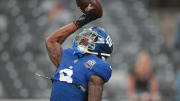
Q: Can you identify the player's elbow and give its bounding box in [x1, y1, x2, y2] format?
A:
[45, 33, 60, 43]
[45, 37, 50, 45]
[45, 34, 63, 45]
[45, 37, 54, 48]
[46, 36, 53, 42]
[45, 35, 57, 43]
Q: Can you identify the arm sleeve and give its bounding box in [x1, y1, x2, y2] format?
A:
[90, 63, 112, 83]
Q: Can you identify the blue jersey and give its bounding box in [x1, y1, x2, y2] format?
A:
[50, 48, 112, 101]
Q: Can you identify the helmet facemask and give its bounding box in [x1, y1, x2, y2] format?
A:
[73, 29, 97, 55]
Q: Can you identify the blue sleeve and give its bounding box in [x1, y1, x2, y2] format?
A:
[62, 48, 73, 54]
[90, 63, 112, 83]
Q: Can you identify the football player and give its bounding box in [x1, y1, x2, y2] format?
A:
[45, 4, 113, 101]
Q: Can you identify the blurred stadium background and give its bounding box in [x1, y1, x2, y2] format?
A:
[0, 0, 180, 101]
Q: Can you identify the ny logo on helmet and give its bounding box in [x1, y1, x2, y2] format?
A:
[106, 35, 112, 47]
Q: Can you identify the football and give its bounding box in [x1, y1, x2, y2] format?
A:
[76, 0, 103, 18]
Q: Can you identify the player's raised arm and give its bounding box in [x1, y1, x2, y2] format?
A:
[45, 23, 78, 68]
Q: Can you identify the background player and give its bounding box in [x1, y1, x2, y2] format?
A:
[127, 51, 160, 101]
[45, 3, 113, 101]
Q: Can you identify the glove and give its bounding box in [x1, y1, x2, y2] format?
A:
[73, 14, 97, 28]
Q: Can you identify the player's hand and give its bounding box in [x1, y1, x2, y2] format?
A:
[74, 4, 98, 28]
[74, 0, 103, 28]
[73, 14, 97, 28]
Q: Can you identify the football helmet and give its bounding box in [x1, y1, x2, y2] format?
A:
[73, 27, 113, 59]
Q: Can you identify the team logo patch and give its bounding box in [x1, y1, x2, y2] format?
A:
[84, 60, 96, 69]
